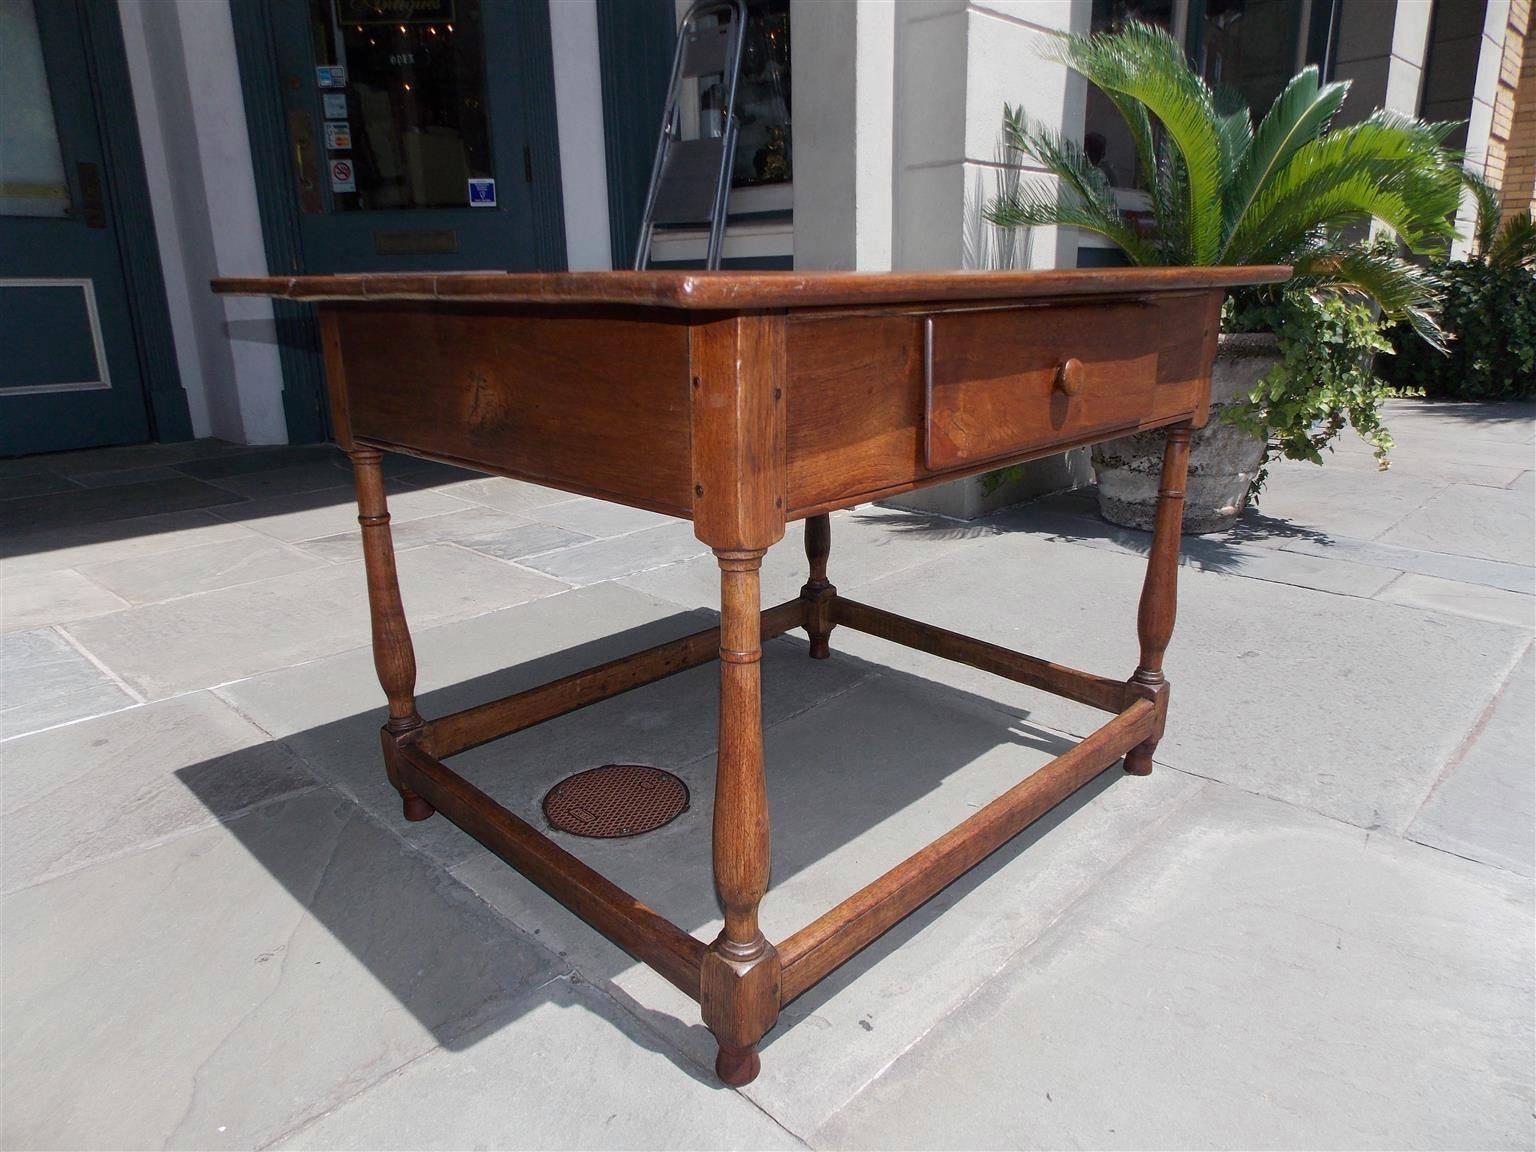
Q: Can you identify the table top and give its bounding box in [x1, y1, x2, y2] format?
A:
[211, 267, 1289, 310]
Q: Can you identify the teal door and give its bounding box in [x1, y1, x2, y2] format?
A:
[269, 0, 562, 273]
[0, 0, 153, 456]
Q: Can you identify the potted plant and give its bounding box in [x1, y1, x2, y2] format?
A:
[985, 22, 1464, 532]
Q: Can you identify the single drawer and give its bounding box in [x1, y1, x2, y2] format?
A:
[923, 294, 1217, 471]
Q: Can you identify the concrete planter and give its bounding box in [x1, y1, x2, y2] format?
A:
[1092, 333, 1280, 534]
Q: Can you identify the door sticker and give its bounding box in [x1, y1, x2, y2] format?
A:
[330, 158, 355, 193]
[322, 92, 348, 120]
[315, 65, 347, 88]
[324, 122, 352, 151]
[468, 178, 496, 207]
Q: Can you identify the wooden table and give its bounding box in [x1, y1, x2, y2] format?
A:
[214, 267, 1286, 1086]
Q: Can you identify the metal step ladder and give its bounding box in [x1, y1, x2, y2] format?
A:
[633, 0, 748, 271]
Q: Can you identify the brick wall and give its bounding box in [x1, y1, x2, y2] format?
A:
[1490, 0, 1535, 223]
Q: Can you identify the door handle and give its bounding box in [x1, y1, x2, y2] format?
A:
[287, 109, 322, 214]
[75, 161, 106, 228]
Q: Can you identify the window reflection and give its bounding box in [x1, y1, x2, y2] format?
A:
[308, 0, 494, 211]
[695, 0, 792, 189]
[1084, 0, 1314, 194]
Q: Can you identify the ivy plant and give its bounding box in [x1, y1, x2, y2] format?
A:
[1225, 290, 1395, 496]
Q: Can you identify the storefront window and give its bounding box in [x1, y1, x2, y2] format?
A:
[695, 0, 791, 190]
[1084, 0, 1317, 194]
[308, 0, 494, 211]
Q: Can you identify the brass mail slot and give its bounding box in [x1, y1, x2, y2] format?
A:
[373, 229, 458, 256]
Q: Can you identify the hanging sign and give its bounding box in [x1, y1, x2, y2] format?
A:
[335, 0, 454, 24]
[330, 158, 356, 193]
[315, 65, 347, 89]
[324, 122, 353, 151]
[322, 92, 348, 120]
[468, 178, 496, 207]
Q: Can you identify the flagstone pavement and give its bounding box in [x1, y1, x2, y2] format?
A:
[1, 399, 1531, 1150]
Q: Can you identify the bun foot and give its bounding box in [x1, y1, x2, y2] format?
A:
[401, 792, 436, 821]
[1123, 746, 1155, 776]
[715, 1042, 761, 1087]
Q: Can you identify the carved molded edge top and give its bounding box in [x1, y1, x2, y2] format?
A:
[211, 267, 1290, 311]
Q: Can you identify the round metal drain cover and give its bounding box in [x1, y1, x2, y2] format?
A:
[542, 764, 689, 838]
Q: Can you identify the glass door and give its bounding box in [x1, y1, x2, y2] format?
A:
[269, 0, 554, 272]
[0, 0, 152, 456]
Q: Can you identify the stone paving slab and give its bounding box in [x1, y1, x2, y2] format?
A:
[0, 790, 567, 1151]
[994, 497, 1404, 598]
[0, 476, 246, 533]
[456, 520, 593, 563]
[66, 544, 567, 698]
[30, 437, 251, 476]
[208, 483, 470, 544]
[1377, 571, 1536, 627]
[815, 784, 1536, 1151]
[453, 673, 1206, 1138]
[0, 509, 258, 576]
[1275, 532, 1535, 594]
[293, 505, 556, 564]
[222, 582, 866, 868]
[1236, 463, 1452, 543]
[78, 534, 329, 605]
[418, 475, 584, 517]
[1, 691, 318, 892]
[1, 566, 127, 632]
[278, 976, 801, 1151]
[520, 520, 712, 586]
[1408, 643, 1536, 876]
[0, 626, 134, 739]
[70, 464, 188, 488]
[827, 529, 1529, 834]
[1379, 482, 1536, 566]
[533, 497, 680, 539]
[0, 472, 80, 499]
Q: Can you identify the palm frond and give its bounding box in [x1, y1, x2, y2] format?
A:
[1221, 67, 1349, 252]
[1460, 168, 1501, 254]
[1226, 113, 1462, 261]
[985, 178, 1159, 264]
[989, 109, 1160, 264]
[1489, 211, 1536, 269]
[1047, 22, 1225, 263]
[1295, 246, 1447, 349]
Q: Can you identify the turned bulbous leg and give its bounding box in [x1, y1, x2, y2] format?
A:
[1125, 425, 1191, 776]
[350, 448, 435, 821]
[702, 548, 781, 1085]
[800, 514, 835, 660]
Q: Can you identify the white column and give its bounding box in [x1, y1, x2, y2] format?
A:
[549, 0, 613, 271]
[792, 0, 894, 270]
[119, 0, 286, 445]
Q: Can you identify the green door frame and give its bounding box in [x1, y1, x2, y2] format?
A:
[75, 0, 193, 444]
[229, 0, 567, 444]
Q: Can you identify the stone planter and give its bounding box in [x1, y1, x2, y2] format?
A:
[1092, 333, 1280, 534]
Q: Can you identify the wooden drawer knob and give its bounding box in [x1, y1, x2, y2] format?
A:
[1055, 358, 1084, 397]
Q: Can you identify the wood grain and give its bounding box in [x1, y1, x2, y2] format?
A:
[213, 265, 1289, 309]
[332, 303, 694, 514]
[348, 448, 432, 822]
[689, 313, 787, 551]
[924, 295, 1213, 471]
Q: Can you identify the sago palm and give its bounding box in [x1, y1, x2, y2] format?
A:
[984, 21, 1464, 345]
